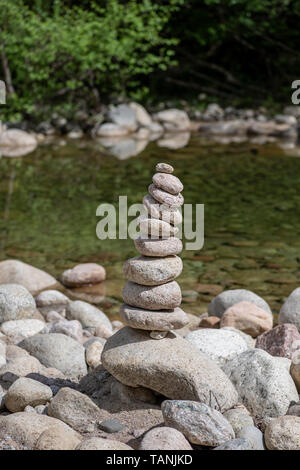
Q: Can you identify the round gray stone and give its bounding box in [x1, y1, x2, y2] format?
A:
[149, 184, 184, 208]
[213, 438, 253, 450]
[155, 163, 174, 174]
[123, 255, 182, 286]
[208, 289, 271, 318]
[134, 237, 183, 257]
[143, 194, 182, 226]
[120, 304, 189, 331]
[0, 284, 37, 322]
[279, 287, 300, 330]
[122, 281, 182, 310]
[66, 300, 111, 329]
[152, 173, 183, 195]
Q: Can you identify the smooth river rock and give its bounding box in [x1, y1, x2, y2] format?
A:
[123, 255, 182, 286]
[265, 415, 300, 450]
[162, 400, 234, 446]
[208, 289, 271, 318]
[134, 237, 183, 257]
[5, 377, 53, 412]
[1, 319, 45, 339]
[149, 184, 184, 208]
[61, 263, 106, 287]
[152, 173, 183, 195]
[143, 194, 182, 226]
[220, 301, 273, 337]
[119, 304, 189, 331]
[185, 328, 249, 367]
[66, 300, 112, 329]
[101, 327, 238, 412]
[122, 281, 182, 310]
[140, 426, 192, 450]
[0, 284, 37, 322]
[155, 163, 174, 174]
[138, 216, 178, 237]
[19, 333, 87, 378]
[223, 348, 298, 418]
[278, 288, 300, 330]
[0, 260, 58, 295]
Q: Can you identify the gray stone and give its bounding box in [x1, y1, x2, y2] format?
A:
[279, 288, 300, 330]
[0, 260, 58, 295]
[1, 319, 45, 339]
[134, 237, 183, 257]
[122, 281, 182, 310]
[129, 102, 152, 127]
[0, 284, 37, 322]
[149, 184, 184, 208]
[35, 290, 69, 313]
[213, 438, 253, 450]
[154, 109, 190, 131]
[162, 400, 234, 446]
[208, 289, 271, 318]
[98, 418, 125, 433]
[47, 319, 83, 343]
[120, 304, 189, 331]
[221, 326, 256, 348]
[123, 255, 182, 286]
[143, 194, 182, 225]
[140, 426, 192, 450]
[236, 425, 265, 450]
[155, 163, 174, 174]
[66, 300, 111, 330]
[48, 387, 101, 432]
[19, 333, 87, 378]
[96, 123, 130, 137]
[138, 216, 178, 237]
[108, 104, 137, 131]
[265, 415, 300, 450]
[5, 377, 52, 412]
[223, 408, 253, 435]
[223, 348, 298, 418]
[102, 327, 238, 411]
[152, 173, 183, 195]
[185, 328, 249, 367]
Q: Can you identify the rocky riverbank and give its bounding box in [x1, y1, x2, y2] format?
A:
[1, 102, 300, 158]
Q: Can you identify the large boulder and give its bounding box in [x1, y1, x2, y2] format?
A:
[278, 288, 300, 330]
[208, 289, 271, 318]
[19, 333, 87, 378]
[0, 129, 37, 148]
[0, 260, 58, 295]
[223, 349, 298, 418]
[107, 104, 137, 131]
[102, 327, 238, 412]
[154, 109, 190, 132]
[185, 328, 249, 367]
[0, 284, 37, 322]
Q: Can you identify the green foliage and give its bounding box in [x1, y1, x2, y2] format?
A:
[0, 0, 182, 120]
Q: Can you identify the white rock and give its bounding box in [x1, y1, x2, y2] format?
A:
[1, 319, 45, 338]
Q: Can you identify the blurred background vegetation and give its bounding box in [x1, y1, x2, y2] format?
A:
[1, 0, 300, 121]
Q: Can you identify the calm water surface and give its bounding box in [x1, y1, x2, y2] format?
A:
[1, 135, 300, 320]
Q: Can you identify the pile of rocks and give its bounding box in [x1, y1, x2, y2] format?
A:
[120, 162, 188, 338]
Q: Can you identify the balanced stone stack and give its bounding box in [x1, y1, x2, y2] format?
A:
[120, 162, 189, 338]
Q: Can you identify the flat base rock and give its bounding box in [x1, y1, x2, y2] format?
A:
[102, 327, 238, 412]
[119, 304, 189, 331]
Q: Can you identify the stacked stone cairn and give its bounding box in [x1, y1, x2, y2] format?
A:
[120, 162, 189, 338]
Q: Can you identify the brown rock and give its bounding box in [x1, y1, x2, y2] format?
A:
[61, 263, 106, 287]
[134, 237, 183, 257]
[290, 350, 300, 392]
[199, 316, 220, 329]
[220, 301, 273, 337]
[152, 173, 183, 195]
[149, 184, 184, 208]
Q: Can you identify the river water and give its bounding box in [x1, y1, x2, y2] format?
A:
[1, 135, 300, 320]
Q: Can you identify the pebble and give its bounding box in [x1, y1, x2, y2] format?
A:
[95, 324, 113, 339]
[19, 333, 87, 379]
[134, 236, 183, 257]
[138, 215, 178, 237]
[98, 418, 125, 433]
[278, 287, 300, 330]
[102, 327, 238, 411]
[61, 263, 106, 287]
[152, 173, 183, 195]
[256, 323, 300, 358]
[0, 284, 37, 322]
[265, 415, 300, 450]
[66, 300, 112, 329]
[155, 163, 174, 174]
[140, 426, 192, 450]
[213, 438, 253, 450]
[223, 348, 298, 418]
[236, 425, 265, 450]
[85, 340, 103, 369]
[149, 184, 184, 208]
[199, 316, 220, 328]
[220, 301, 273, 337]
[208, 289, 271, 318]
[5, 377, 53, 412]
[150, 331, 168, 339]
[120, 304, 188, 331]
[48, 319, 83, 342]
[223, 408, 254, 435]
[123, 255, 182, 286]
[143, 194, 182, 225]
[122, 280, 182, 310]
[162, 400, 235, 446]
[185, 328, 249, 367]
[1, 319, 45, 339]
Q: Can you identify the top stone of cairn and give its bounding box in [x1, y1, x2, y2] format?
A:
[155, 162, 174, 174]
